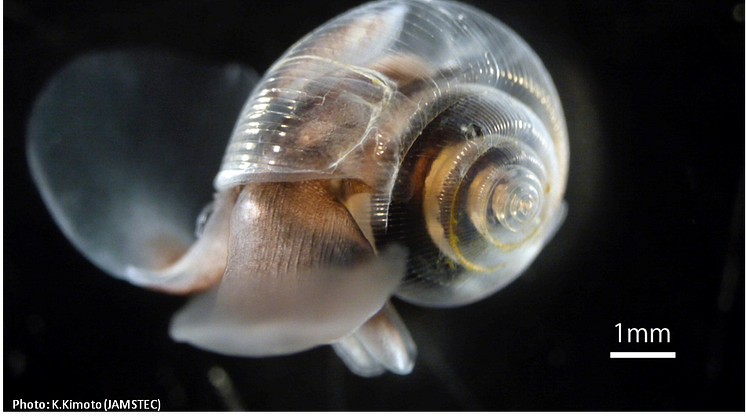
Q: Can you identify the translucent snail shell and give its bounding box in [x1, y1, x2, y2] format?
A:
[27, 0, 568, 377]
[217, 0, 569, 305]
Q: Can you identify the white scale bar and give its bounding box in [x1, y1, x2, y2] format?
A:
[610, 352, 676, 358]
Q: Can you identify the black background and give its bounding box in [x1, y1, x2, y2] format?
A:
[5, 0, 744, 411]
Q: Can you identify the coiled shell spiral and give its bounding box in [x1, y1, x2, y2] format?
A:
[27, 0, 568, 377]
[217, 0, 569, 306]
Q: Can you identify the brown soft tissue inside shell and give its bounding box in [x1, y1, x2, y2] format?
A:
[169, 181, 407, 356]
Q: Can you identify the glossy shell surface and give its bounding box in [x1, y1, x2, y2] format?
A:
[217, 0, 569, 306]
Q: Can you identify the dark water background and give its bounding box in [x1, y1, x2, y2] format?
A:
[5, 0, 744, 411]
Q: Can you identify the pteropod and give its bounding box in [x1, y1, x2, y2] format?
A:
[27, 0, 569, 377]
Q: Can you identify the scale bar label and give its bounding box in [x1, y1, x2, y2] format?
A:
[610, 352, 676, 358]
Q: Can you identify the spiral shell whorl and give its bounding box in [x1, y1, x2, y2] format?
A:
[213, 0, 569, 307]
[381, 87, 560, 307]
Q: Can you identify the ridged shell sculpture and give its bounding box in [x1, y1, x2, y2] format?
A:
[27, 0, 569, 377]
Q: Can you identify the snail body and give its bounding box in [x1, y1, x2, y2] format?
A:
[27, 0, 568, 377]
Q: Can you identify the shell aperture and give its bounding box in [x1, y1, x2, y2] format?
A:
[27, 0, 568, 377]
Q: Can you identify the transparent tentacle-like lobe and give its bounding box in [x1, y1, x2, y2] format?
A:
[27, 50, 256, 294]
[27, 0, 569, 377]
